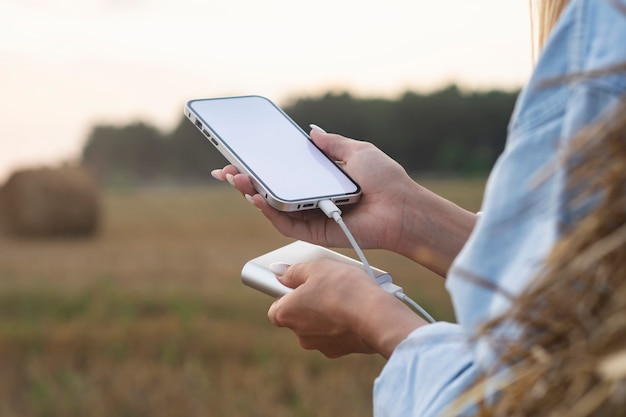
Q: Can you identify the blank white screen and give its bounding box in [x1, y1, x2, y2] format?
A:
[189, 96, 359, 202]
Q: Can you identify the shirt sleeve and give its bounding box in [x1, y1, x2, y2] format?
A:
[373, 3, 626, 417]
[373, 322, 480, 417]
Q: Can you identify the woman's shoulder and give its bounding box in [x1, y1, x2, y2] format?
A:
[509, 0, 626, 137]
[578, 0, 626, 89]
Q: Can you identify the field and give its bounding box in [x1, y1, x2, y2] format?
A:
[0, 179, 485, 417]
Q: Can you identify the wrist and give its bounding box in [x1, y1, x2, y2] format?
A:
[350, 288, 426, 359]
[393, 182, 477, 277]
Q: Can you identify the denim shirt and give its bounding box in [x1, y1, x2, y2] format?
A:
[373, 1, 626, 416]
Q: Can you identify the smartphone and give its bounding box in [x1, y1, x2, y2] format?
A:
[241, 240, 391, 298]
[185, 95, 361, 212]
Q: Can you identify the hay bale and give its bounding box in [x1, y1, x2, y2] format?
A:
[0, 167, 101, 237]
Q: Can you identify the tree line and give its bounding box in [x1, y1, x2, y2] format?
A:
[81, 85, 519, 186]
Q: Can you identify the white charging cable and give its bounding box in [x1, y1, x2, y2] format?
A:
[311, 124, 435, 323]
[318, 200, 377, 280]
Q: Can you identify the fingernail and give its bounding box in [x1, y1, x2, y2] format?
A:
[309, 124, 327, 134]
[211, 169, 222, 180]
[245, 194, 257, 206]
[270, 262, 290, 276]
[225, 173, 236, 187]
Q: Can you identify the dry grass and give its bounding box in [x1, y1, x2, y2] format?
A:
[0, 179, 484, 417]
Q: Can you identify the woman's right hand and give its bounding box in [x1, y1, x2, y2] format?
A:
[267, 258, 426, 359]
[213, 129, 477, 276]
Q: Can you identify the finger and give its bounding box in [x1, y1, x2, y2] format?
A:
[212, 165, 257, 197]
[310, 130, 360, 162]
[231, 173, 256, 196]
[298, 337, 352, 358]
[267, 294, 302, 328]
[222, 165, 240, 176]
[263, 261, 311, 290]
[210, 165, 239, 182]
[267, 298, 285, 327]
[210, 169, 223, 181]
[282, 262, 316, 290]
[269, 262, 290, 276]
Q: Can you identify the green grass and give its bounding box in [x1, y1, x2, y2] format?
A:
[0, 179, 485, 417]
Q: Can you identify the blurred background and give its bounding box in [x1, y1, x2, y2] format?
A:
[0, 1, 531, 416]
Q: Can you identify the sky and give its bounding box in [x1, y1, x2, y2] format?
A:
[0, 0, 533, 182]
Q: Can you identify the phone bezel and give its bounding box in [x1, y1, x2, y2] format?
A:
[185, 95, 362, 212]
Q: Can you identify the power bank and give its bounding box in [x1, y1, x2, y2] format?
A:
[241, 240, 390, 298]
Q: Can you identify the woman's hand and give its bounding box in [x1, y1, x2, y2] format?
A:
[267, 259, 426, 359]
[213, 130, 412, 250]
[213, 130, 477, 276]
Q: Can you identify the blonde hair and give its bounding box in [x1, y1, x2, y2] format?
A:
[529, 0, 571, 55]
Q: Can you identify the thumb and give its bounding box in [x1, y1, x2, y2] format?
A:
[310, 129, 356, 162]
[269, 262, 309, 289]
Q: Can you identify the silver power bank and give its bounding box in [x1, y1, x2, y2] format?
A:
[241, 240, 389, 298]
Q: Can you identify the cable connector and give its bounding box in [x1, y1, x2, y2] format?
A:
[376, 273, 435, 322]
[376, 273, 403, 296]
[318, 199, 342, 221]
[319, 199, 376, 280]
